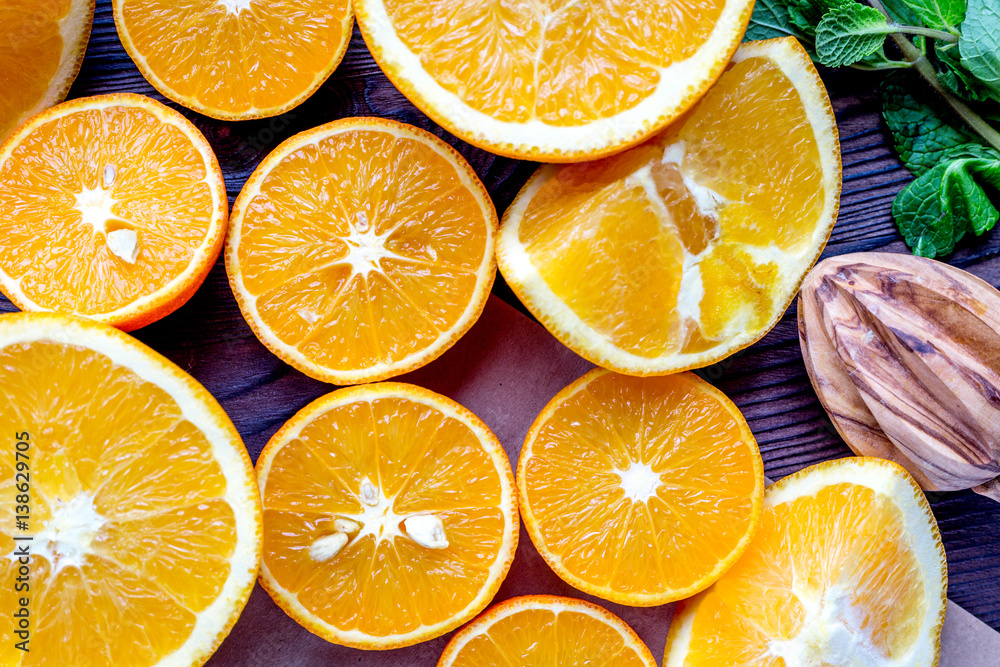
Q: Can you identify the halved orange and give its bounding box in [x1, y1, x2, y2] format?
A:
[0, 0, 94, 142]
[437, 595, 657, 666]
[0, 93, 228, 331]
[518, 369, 764, 606]
[113, 0, 353, 120]
[0, 312, 262, 666]
[354, 0, 755, 162]
[496, 37, 841, 375]
[256, 383, 519, 649]
[663, 458, 948, 667]
[226, 117, 498, 385]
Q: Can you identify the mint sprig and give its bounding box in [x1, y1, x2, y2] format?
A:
[746, 0, 1000, 257]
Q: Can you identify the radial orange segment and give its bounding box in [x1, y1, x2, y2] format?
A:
[355, 0, 756, 161]
[256, 383, 519, 649]
[0, 0, 94, 142]
[0, 312, 262, 667]
[663, 458, 948, 667]
[0, 94, 229, 331]
[227, 117, 498, 385]
[518, 369, 764, 606]
[438, 595, 657, 667]
[113, 0, 353, 120]
[497, 37, 841, 375]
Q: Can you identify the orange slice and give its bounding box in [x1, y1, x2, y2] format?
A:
[437, 595, 657, 666]
[0, 312, 262, 666]
[663, 458, 948, 667]
[496, 37, 841, 375]
[0, 93, 228, 331]
[256, 383, 518, 649]
[113, 0, 353, 120]
[0, 0, 94, 142]
[226, 117, 498, 385]
[354, 0, 755, 161]
[518, 369, 764, 606]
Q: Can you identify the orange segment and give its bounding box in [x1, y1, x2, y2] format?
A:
[0, 0, 93, 142]
[519, 369, 764, 606]
[355, 0, 755, 161]
[0, 94, 228, 331]
[0, 312, 262, 667]
[256, 383, 518, 649]
[663, 458, 948, 667]
[227, 117, 498, 385]
[113, 0, 353, 120]
[496, 37, 841, 375]
[437, 595, 657, 667]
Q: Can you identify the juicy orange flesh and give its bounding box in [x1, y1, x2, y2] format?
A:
[0, 341, 235, 667]
[523, 373, 759, 597]
[0, 105, 215, 315]
[450, 608, 648, 666]
[0, 0, 70, 140]
[261, 396, 506, 638]
[518, 56, 825, 358]
[119, 0, 350, 114]
[239, 129, 489, 373]
[679, 484, 928, 666]
[383, 0, 723, 125]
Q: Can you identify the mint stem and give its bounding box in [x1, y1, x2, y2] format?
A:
[892, 25, 959, 43]
[867, 0, 1000, 153]
[891, 34, 1000, 152]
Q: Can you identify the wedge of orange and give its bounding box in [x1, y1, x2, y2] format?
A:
[227, 117, 497, 385]
[0, 312, 262, 666]
[0, 93, 228, 331]
[0, 0, 94, 142]
[256, 383, 519, 649]
[497, 37, 841, 375]
[355, 0, 755, 161]
[113, 0, 352, 120]
[518, 369, 763, 606]
[438, 595, 656, 667]
[663, 458, 948, 667]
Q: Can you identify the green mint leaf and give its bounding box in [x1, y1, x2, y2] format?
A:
[746, 0, 807, 42]
[881, 0, 924, 25]
[881, 72, 983, 175]
[959, 0, 1000, 97]
[899, 0, 966, 30]
[788, 0, 853, 37]
[894, 162, 959, 256]
[937, 44, 1000, 103]
[893, 143, 1000, 256]
[816, 4, 893, 67]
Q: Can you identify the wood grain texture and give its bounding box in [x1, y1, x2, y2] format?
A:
[3, 0, 1000, 642]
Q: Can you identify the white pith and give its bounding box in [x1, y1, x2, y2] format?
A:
[664, 460, 947, 667]
[0, 316, 262, 667]
[0, 97, 227, 323]
[339, 211, 413, 281]
[227, 121, 496, 384]
[354, 0, 754, 158]
[496, 39, 841, 374]
[218, 0, 253, 15]
[614, 461, 662, 503]
[439, 598, 656, 667]
[14, 494, 106, 574]
[257, 386, 518, 648]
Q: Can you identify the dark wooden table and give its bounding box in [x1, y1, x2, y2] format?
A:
[8, 0, 1000, 650]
